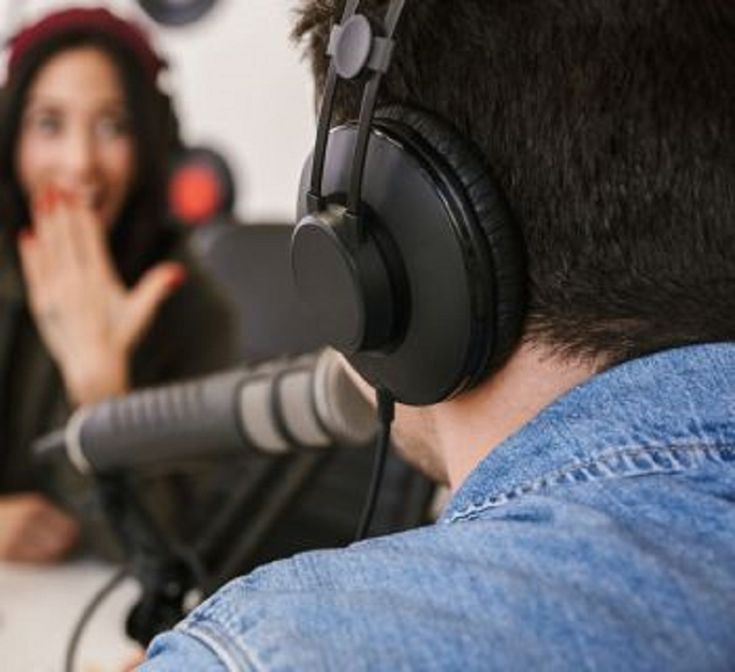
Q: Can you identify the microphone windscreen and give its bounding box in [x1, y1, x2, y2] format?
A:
[238, 374, 292, 455]
[314, 350, 376, 447]
[278, 368, 332, 448]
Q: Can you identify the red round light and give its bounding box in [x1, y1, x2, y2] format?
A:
[169, 163, 223, 225]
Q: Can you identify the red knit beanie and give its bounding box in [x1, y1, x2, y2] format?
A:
[7, 7, 166, 85]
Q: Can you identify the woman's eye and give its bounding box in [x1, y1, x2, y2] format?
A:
[96, 115, 131, 139]
[30, 114, 62, 135]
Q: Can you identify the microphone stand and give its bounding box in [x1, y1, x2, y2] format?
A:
[91, 454, 327, 646]
[65, 445, 430, 649]
[195, 452, 327, 588]
[94, 473, 198, 647]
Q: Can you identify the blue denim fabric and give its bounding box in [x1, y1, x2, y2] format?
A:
[143, 343, 735, 671]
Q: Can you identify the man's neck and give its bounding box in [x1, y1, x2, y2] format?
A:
[436, 343, 600, 490]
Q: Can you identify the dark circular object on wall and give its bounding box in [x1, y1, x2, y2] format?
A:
[138, 0, 219, 27]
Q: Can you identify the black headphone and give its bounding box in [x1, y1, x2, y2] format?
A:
[291, 0, 526, 406]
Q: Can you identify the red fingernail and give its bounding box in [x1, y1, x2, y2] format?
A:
[35, 189, 47, 215]
[168, 267, 188, 289]
[45, 186, 56, 212]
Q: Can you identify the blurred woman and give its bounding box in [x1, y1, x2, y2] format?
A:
[0, 8, 234, 563]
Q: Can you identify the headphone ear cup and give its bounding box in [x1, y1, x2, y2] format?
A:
[376, 106, 526, 379]
[294, 104, 526, 403]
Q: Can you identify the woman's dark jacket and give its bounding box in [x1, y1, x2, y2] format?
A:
[0, 228, 237, 555]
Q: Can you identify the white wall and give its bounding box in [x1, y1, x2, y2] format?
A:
[1, 0, 316, 222]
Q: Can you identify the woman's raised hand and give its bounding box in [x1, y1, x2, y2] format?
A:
[17, 186, 186, 405]
[0, 493, 79, 563]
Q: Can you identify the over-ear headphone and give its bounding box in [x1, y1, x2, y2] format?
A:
[291, 0, 526, 406]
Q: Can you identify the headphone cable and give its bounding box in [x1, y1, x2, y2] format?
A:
[354, 388, 395, 541]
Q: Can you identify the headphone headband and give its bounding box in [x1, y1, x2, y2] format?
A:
[308, 0, 407, 240]
[293, 0, 526, 404]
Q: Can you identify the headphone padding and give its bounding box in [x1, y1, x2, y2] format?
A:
[376, 105, 526, 376]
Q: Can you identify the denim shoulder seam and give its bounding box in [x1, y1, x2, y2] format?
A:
[177, 619, 260, 672]
[447, 442, 735, 523]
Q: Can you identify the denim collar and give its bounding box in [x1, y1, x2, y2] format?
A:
[442, 343, 735, 523]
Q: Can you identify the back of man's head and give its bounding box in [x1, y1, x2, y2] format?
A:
[295, 0, 735, 368]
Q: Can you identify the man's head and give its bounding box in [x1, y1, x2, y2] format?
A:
[295, 0, 735, 370]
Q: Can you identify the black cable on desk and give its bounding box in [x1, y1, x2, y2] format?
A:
[65, 566, 129, 672]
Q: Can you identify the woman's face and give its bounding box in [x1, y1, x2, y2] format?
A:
[15, 46, 136, 230]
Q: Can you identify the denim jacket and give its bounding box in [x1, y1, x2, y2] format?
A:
[144, 343, 735, 671]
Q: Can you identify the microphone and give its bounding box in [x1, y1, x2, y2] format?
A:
[34, 350, 377, 475]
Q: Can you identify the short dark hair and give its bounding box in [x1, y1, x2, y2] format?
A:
[294, 0, 735, 366]
[0, 30, 182, 284]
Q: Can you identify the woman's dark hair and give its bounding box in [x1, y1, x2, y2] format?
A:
[0, 29, 182, 284]
[294, 0, 735, 367]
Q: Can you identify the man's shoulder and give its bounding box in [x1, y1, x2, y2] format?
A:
[147, 346, 735, 670]
[164, 465, 735, 671]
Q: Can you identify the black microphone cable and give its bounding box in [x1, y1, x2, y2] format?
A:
[354, 388, 395, 541]
[61, 542, 209, 671]
[64, 565, 130, 672]
[62, 473, 213, 672]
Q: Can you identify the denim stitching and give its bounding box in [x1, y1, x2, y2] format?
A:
[177, 619, 260, 671]
[448, 443, 735, 523]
